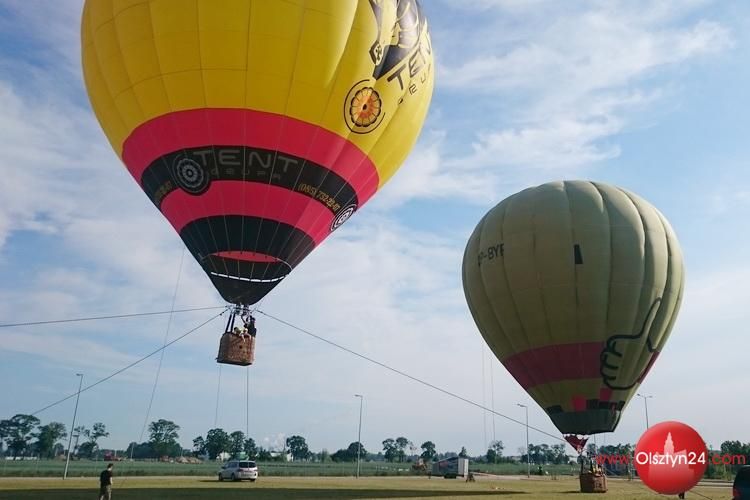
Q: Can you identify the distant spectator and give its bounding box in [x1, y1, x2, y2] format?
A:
[99, 463, 113, 500]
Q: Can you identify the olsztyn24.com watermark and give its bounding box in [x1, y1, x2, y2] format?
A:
[596, 452, 746, 467]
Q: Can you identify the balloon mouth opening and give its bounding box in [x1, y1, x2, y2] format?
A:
[203, 251, 293, 284]
[209, 271, 286, 284]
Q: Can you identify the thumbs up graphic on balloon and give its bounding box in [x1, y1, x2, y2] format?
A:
[600, 298, 661, 390]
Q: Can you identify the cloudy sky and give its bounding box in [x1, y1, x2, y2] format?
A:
[1, 0, 749, 457]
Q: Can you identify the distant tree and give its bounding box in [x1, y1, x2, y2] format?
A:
[34, 422, 67, 459]
[257, 447, 272, 461]
[382, 439, 398, 462]
[408, 442, 418, 460]
[319, 448, 330, 463]
[148, 419, 180, 458]
[73, 425, 89, 455]
[420, 441, 437, 461]
[348, 442, 367, 461]
[75, 422, 109, 459]
[193, 436, 206, 456]
[244, 438, 258, 459]
[331, 442, 367, 462]
[229, 431, 245, 457]
[0, 415, 40, 457]
[90, 423, 109, 449]
[126, 442, 154, 459]
[720, 441, 750, 473]
[550, 444, 567, 464]
[286, 435, 311, 461]
[205, 428, 230, 460]
[486, 440, 503, 463]
[395, 437, 409, 462]
[77, 441, 97, 459]
[459, 446, 468, 458]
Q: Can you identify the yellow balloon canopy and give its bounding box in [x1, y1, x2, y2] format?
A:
[81, 0, 434, 305]
[462, 181, 684, 435]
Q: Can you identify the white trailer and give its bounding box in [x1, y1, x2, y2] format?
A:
[431, 457, 469, 478]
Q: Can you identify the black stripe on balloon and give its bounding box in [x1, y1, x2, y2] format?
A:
[546, 405, 564, 414]
[139, 145, 358, 214]
[180, 215, 315, 270]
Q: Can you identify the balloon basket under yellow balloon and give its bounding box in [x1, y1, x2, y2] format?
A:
[216, 332, 255, 366]
[579, 472, 608, 493]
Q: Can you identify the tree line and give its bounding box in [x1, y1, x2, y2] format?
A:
[5, 413, 749, 475]
[0, 414, 108, 459]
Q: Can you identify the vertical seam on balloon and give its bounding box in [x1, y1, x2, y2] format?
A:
[617, 189, 651, 388]
[254, 3, 360, 286]
[471, 214, 511, 362]
[592, 182, 613, 386]
[561, 181, 585, 407]
[530, 184, 560, 411]
[463, 230, 502, 366]
[665, 212, 685, 347]
[111, 3, 223, 278]
[140, 0, 212, 275]
[275, 9, 434, 273]
[239, 0, 254, 282]
[88, 8, 128, 150]
[650, 208, 677, 353]
[487, 199, 552, 405]
[243, 0, 310, 302]
[145, 0, 225, 279]
[273, 7, 435, 268]
[196, 0, 235, 282]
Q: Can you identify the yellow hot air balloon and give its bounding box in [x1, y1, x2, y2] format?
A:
[462, 181, 684, 436]
[81, 0, 434, 306]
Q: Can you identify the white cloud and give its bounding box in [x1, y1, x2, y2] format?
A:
[385, 0, 734, 206]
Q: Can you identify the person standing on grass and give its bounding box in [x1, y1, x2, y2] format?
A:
[99, 463, 114, 500]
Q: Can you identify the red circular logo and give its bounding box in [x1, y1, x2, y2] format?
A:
[634, 421, 708, 495]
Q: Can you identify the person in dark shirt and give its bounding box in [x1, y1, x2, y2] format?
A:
[99, 463, 113, 500]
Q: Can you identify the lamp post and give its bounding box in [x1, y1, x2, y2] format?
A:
[636, 394, 653, 430]
[63, 373, 84, 480]
[354, 394, 363, 478]
[517, 403, 530, 478]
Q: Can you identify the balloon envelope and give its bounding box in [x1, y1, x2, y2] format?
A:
[462, 181, 684, 435]
[81, 0, 434, 304]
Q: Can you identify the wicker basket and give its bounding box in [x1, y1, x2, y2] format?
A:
[216, 332, 255, 366]
[579, 472, 607, 493]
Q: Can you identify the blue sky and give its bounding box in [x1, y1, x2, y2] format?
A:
[1, 0, 749, 457]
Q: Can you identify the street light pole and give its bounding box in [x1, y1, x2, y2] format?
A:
[63, 373, 84, 480]
[517, 403, 529, 478]
[636, 394, 653, 430]
[355, 394, 363, 478]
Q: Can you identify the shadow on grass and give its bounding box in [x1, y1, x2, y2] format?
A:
[0, 487, 527, 499]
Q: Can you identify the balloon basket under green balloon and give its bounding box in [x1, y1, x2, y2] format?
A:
[579, 472, 608, 493]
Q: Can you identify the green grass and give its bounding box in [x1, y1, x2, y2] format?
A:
[0, 476, 732, 499]
[0, 459, 417, 478]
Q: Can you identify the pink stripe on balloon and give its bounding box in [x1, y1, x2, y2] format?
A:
[159, 181, 333, 244]
[502, 341, 605, 390]
[121, 108, 379, 204]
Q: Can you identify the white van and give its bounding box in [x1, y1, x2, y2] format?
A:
[218, 460, 258, 482]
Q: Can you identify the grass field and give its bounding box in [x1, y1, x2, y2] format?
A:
[0, 459, 575, 478]
[0, 476, 732, 499]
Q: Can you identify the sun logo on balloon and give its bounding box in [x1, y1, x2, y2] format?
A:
[344, 81, 386, 134]
[350, 87, 382, 127]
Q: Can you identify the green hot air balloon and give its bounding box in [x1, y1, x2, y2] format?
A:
[462, 181, 684, 438]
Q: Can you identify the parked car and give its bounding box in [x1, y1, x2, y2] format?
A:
[734, 466, 750, 499]
[218, 460, 258, 482]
